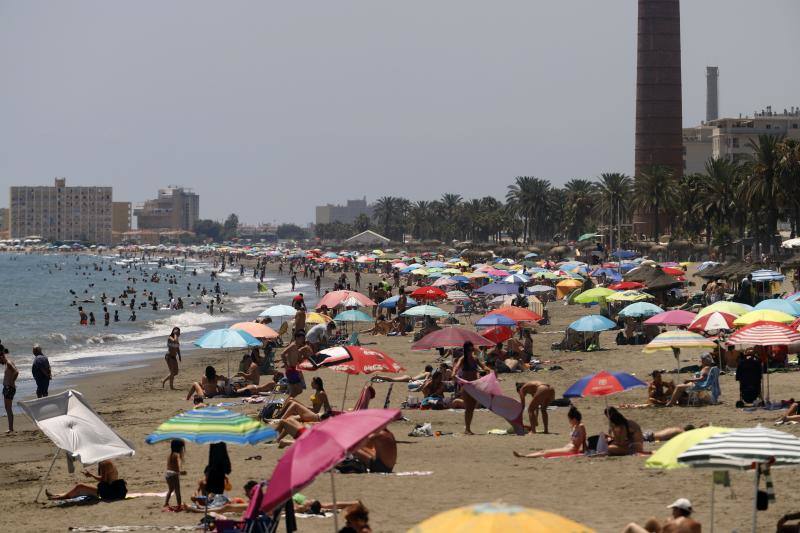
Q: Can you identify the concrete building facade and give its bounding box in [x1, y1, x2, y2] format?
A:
[0, 208, 9, 239]
[683, 107, 800, 173]
[134, 186, 199, 231]
[315, 198, 373, 225]
[112, 202, 132, 244]
[10, 178, 113, 243]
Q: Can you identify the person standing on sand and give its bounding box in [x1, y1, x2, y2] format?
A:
[516, 380, 555, 433]
[281, 330, 313, 398]
[162, 327, 182, 390]
[31, 344, 51, 398]
[0, 348, 19, 432]
[452, 341, 491, 435]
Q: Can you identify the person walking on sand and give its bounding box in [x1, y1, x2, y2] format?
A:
[31, 344, 51, 398]
[164, 439, 187, 510]
[452, 341, 491, 435]
[516, 380, 555, 433]
[0, 347, 19, 432]
[162, 327, 182, 390]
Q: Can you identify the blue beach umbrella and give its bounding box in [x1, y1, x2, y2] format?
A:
[475, 314, 517, 327]
[527, 285, 556, 294]
[145, 408, 277, 445]
[618, 302, 664, 319]
[194, 329, 262, 349]
[590, 268, 623, 282]
[378, 295, 419, 309]
[754, 299, 800, 316]
[334, 309, 374, 323]
[568, 315, 617, 333]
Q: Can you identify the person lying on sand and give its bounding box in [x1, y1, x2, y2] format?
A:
[513, 406, 586, 458]
[776, 400, 800, 425]
[371, 365, 433, 383]
[642, 424, 706, 443]
[516, 380, 556, 433]
[351, 428, 397, 473]
[233, 371, 284, 396]
[186, 366, 229, 401]
[602, 407, 644, 456]
[241, 480, 357, 515]
[621, 497, 701, 533]
[46, 460, 127, 501]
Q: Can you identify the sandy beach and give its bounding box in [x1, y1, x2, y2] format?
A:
[1, 266, 799, 533]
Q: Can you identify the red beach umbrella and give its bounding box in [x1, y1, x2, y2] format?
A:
[410, 286, 447, 301]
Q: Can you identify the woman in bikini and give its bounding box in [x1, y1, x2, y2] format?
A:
[162, 327, 181, 390]
[46, 460, 127, 501]
[281, 330, 313, 398]
[452, 341, 491, 435]
[513, 406, 587, 458]
[604, 406, 644, 455]
[276, 377, 334, 422]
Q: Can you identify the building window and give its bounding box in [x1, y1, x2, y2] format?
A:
[732, 138, 739, 148]
[793, 124, 798, 129]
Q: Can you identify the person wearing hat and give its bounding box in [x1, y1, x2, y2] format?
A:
[621, 497, 701, 532]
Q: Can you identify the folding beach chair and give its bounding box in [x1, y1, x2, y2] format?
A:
[686, 366, 721, 406]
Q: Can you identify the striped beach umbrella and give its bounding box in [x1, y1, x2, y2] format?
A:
[145, 408, 277, 445]
[727, 321, 800, 347]
[688, 311, 736, 333]
[678, 426, 800, 469]
[643, 330, 717, 353]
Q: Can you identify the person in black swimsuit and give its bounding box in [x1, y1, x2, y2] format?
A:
[452, 341, 491, 435]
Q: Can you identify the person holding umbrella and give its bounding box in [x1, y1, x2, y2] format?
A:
[452, 341, 491, 435]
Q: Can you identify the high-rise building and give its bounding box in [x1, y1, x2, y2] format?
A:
[134, 186, 199, 231]
[0, 208, 9, 239]
[683, 107, 800, 173]
[315, 198, 373, 225]
[112, 202, 132, 244]
[9, 178, 113, 243]
[706, 66, 719, 122]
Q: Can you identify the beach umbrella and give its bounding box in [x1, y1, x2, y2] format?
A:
[446, 290, 470, 301]
[563, 370, 646, 401]
[252, 409, 401, 532]
[568, 315, 616, 333]
[408, 502, 595, 533]
[474, 282, 520, 295]
[145, 407, 277, 445]
[608, 281, 644, 290]
[300, 346, 403, 375]
[605, 290, 653, 302]
[306, 312, 334, 325]
[643, 330, 717, 379]
[478, 326, 514, 344]
[317, 290, 376, 309]
[194, 329, 262, 349]
[573, 287, 616, 304]
[432, 277, 458, 287]
[733, 309, 795, 326]
[333, 309, 373, 323]
[555, 279, 582, 299]
[258, 304, 297, 318]
[412, 327, 496, 350]
[688, 311, 736, 333]
[502, 273, 530, 284]
[589, 268, 623, 282]
[697, 301, 753, 317]
[643, 310, 697, 327]
[378, 295, 418, 309]
[754, 299, 800, 316]
[618, 302, 664, 318]
[475, 313, 517, 327]
[527, 285, 556, 294]
[645, 426, 734, 470]
[425, 260, 446, 268]
[487, 306, 542, 323]
[410, 286, 447, 301]
[401, 305, 449, 318]
[229, 322, 279, 339]
[678, 426, 800, 532]
[727, 321, 800, 347]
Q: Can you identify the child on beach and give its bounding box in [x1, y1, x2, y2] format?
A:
[164, 439, 187, 510]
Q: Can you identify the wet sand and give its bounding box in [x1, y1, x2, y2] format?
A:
[1, 267, 798, 532]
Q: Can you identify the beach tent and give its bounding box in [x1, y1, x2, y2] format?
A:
[344, 230, 390, 246]
[19, 390, 135, 501]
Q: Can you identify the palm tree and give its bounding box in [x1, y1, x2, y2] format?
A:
[695, 158, 742, 243]
[372, 196, 396, 237]
[594, 173, 632, 242]
[633, 165, 678, 239]
[777, 139, 800, 237]
[507, 177, 551, 242]
[740, 134, 784, 250]
[563, 179, 596, 239]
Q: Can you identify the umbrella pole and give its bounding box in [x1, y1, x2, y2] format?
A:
[710, 475, 715, 533]
[330, 470, 339, 532]
[341, 373, 350, 411]
[752, 468, 759, 533]
[34, 448, 60, 502]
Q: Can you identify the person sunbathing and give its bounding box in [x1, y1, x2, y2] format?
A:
[421, 369, 445, 398]
[602, 407, 644, 455]
[363, 317, 392, 335]
[516, 380, 556, 433]
[776, 400, 800, 425]
[351, 428, 397, 473]
[233, 351, 261, 386]
[241, 480, 357, 515]
[513, 406, 586, 458]
[371, 365, 433, 383]
[233, 371, 284, 396]
[666, 354, 714, 407]
[46, 460, 127, 501]
[648, 371, 675, 406]
[622, 497, 701, 533]
[186, 366, 229, 400]
[276, 377, 334, 422]
[642, 424, 699, 443]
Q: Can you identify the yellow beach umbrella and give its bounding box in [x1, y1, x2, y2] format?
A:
[305, 312, 333, 325]
[696, 301, 752, 317]
[573, 287, 616, 304]
[646, 426, 733, 470]
[408, 503, 595, 533]
[411, 268, 429, 276]
[605, 290, 654, 302]
[555, 279, 583, 300]
[733, 309, 795, 326]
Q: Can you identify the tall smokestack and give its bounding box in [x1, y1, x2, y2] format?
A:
[706, 66, 719, 122]
[635, 0, 683, 179]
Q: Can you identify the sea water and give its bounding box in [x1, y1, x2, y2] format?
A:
[0, 253, 313, 400]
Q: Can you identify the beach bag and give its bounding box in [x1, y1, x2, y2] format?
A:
[259, 400, 284, 421]
[335, 457, 368, 474]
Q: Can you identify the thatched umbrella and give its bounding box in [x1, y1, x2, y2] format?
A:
[549, 245, 569, 258]
[650, 244, 667, 253]
[668, 239, 691, 251]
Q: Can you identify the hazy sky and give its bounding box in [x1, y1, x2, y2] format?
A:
[1, 1, 798, 225]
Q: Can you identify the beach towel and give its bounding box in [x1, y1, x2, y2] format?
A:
[457, 373, 524, 435]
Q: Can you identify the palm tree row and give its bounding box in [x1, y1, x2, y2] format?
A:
[316, 135, 800, 250]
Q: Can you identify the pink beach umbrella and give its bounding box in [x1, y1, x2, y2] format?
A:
[643, 309, 697, 327]
[411, 327, 496, 350]
[251, 409, 401, 530]
[317, 290, 377, 309]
